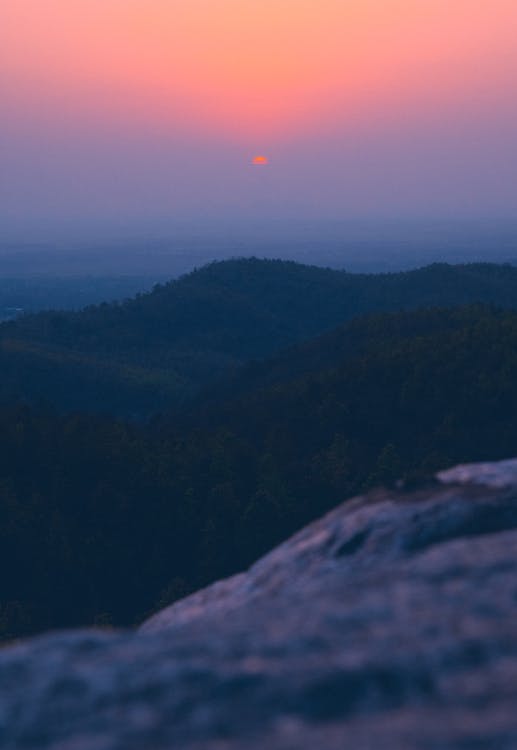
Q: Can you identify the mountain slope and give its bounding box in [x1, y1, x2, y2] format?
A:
[3, 259, 517, 414]
[3, 304, 517, 639]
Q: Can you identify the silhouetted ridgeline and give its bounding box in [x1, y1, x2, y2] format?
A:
[2, 259, 517, 415]
[3, 303, 517, 639]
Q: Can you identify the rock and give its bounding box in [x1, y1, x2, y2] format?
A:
[1, 459, 517, 749]
[437, 456, 517, 489]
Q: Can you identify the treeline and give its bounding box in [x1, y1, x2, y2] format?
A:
[3, 259, 517, 415]
[2, 304, 517, 640]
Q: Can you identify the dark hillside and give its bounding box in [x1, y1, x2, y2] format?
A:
[3, 304, 517, 639]
[2, 260, 517, 415]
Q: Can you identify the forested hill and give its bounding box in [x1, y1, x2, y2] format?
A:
[2, 259, 517, 415]
[3, 304, 517, 640]
[7, 259, 517, 357]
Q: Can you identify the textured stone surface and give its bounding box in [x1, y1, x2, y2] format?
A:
[437, 456, 517, 489]
[2, 459, 517, 749]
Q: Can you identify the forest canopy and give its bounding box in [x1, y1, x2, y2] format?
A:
[3, 259, 517, 416]
[2, 300, 517, 640]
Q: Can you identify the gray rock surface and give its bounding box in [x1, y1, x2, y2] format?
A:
[2, 458, 517, 749]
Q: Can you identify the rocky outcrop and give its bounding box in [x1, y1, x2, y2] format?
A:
[2, 459, 517, 749]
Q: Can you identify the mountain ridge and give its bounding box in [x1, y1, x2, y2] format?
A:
[3, 258, 517, 415]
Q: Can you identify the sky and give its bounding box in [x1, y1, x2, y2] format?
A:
[1, 0, 517, 238]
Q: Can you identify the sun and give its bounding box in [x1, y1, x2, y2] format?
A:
[252, 155, 269, 165]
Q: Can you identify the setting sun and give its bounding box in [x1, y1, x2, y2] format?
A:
[252, 156, 269, 165]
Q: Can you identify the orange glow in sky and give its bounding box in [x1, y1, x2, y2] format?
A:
[2, 0, 517, 140]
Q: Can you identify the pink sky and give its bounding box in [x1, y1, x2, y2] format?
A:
[1, 0, 516, 230]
